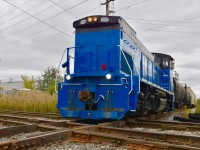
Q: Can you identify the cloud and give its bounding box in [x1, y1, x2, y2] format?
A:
[0, 0, 199, 98]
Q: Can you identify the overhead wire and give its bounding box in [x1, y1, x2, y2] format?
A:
[116, 1, 200, 35]
[0, 0, 82, 51]
[0, 1, 73, 43]
[125, 18, 200, 24]
[0, 0, 53, 35]
[0, 0, 88, 41]
[128, 21, 200, 28]
[48, 0, 78, 18]
[119, 1, 200, 45]
[0, 2, 99, 47]
[135, 28, 200, 35]
[54, 5, 100, 27]
[0, 3, 69, 47]
[0, 4, 101, 54]
[0, 0, 49, 28]
[2, 0, 74, 39]
[2, 0, 200, 55]
[115, 0, 150, 12]
[137, 15, 200, 32]
[0, 0, 31, 19]
[143, 40, 200, 46]
[2, 0, 200, 51]
[117, 0, 200, 33]
[66, 0, 89, 11]
[1, 28, 74, 67]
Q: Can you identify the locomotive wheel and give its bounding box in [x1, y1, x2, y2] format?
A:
[141, 94, 150, 116]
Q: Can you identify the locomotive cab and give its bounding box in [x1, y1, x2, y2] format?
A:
[152, 53, 175, 70]
[152, 53, 174, 92]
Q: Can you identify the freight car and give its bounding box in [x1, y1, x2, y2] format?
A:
[174, 79, 197, 108]
[57, 15, 196, 120]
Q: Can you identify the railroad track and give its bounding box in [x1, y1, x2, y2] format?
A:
[0, 111, 200, 149]
[0, 110, 62, 119]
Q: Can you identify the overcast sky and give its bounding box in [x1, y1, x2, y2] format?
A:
[0, 0, 200, 97]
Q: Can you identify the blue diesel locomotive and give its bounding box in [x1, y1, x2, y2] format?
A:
[57, 15, 195, 120]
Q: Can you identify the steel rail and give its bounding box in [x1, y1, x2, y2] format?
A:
[0, 124, 38, 138]
[126, 120, 200, 132]
[0, 130, 71, 150]
[0, 110, 62, 119]
[0, 119, 32, 126]
[1, 128, 198, 150]
[136, 118, 200, 126]
[100, 120, 200, 132]
[86, 126, 200, 147]
[0, 114, 84, 138]
[72, 130, 200, 150]
[0, 114, 64, 124]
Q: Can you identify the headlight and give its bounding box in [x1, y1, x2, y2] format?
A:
[66, 75, 71, 80]
[80, 19, 86, 25]
[87, 17, 93, 23]
[106, 74, 112, 80]
[93, 17, 98, 22]
[101, 17, 109, 22]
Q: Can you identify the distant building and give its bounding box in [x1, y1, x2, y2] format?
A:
[0, 81, 24, 96]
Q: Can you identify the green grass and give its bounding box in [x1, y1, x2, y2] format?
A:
[0, 91, 59, 113]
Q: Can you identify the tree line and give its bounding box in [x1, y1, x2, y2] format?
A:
[21, 66, 62, 95]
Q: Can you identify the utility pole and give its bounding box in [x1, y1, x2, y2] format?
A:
[101, 0, 115, 16]
[106, 0, 109, 16]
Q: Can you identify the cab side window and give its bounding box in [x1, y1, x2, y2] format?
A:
[162, 58, 169, 68]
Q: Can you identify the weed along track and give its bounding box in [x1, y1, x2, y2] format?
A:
[0, 111, 199, 149]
